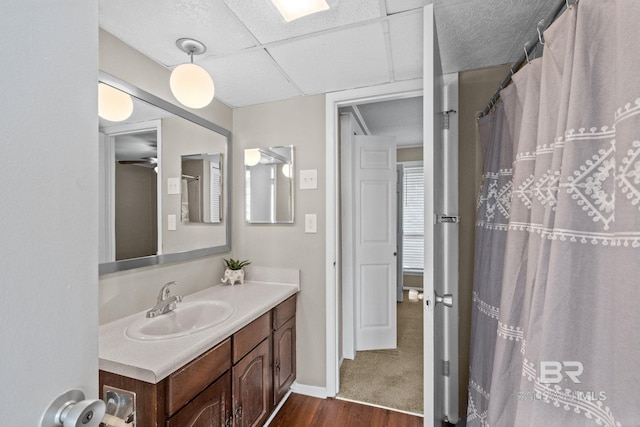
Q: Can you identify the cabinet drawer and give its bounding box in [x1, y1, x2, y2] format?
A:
[166, 338, 231, 417]
[166, 371, 231, 427]
[272, 296, 296, 330]
[233, 312, 271, 364]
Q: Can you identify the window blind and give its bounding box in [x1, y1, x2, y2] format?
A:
[403, 166, 424, 272]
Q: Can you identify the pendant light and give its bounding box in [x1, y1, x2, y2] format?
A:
[98, 83, 133, 122]
[170, 38, 215, 109]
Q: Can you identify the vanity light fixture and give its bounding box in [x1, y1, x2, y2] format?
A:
[98, 83, 133, 122]
[170, 38, 215, 109]
[245, 149, 262, 167]
[271, 0, 330, 22]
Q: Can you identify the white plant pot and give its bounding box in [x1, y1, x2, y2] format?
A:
[222, 268, 244, 286]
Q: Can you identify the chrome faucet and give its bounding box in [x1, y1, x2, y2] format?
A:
[146, 281, 182, 318]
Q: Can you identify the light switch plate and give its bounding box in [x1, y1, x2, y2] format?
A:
[300, 169, 318, 190]
[167, 177, 180, 195]
[168, 214, 177, 231]
[305, 214, 317, 233]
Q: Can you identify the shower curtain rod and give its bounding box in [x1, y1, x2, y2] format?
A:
[478, 0, 573, 118]
[182, 174, 199, 180]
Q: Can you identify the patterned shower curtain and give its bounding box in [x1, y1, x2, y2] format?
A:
[467, 1, 640, 426]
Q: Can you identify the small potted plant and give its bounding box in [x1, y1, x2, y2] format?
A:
[221, 258, 251, 285]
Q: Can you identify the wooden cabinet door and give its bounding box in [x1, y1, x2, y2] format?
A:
[232, 338, 271, 427]
[273, 316, 296, 405]
[166, 371, 231, 427]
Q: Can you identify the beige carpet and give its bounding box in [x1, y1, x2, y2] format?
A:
[338, 291, 424, 414]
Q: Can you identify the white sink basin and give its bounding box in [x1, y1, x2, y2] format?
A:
[125, 300, 236, 341]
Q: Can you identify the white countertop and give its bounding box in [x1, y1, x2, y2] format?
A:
[99, 280, 298, 384]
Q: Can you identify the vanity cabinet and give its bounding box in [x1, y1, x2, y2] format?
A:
[272, 296, 296, 406]
[99, 297, 296, 427]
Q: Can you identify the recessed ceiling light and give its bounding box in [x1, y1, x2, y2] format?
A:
[271, 0, 330, 22]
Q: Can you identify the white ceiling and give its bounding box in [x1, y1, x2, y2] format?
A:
[99, 0, 560, 109]
[99, 0, 561, 149]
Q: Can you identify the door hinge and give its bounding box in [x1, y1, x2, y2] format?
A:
[443, 360, 450, 377]
[442, 109, 457, 130]
[436, 214, 460, 224]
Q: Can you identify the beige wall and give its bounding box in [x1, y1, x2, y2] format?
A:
[115, 163, 157, 259]
[99, 29, 234, 323]
[232, 95, 327, 388]
[397, 146, 423, 162]
[457, 64, 511, 412]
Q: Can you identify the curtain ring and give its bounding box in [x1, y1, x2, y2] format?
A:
[537, 20, 545, 45]
[524, 43, 531, 64]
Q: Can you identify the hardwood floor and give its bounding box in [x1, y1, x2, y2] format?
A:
[268, 393, 424, 427]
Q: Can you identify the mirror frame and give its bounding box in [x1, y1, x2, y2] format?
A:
[98, 72, 232, 275]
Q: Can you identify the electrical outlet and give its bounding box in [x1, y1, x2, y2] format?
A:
[168, 214, 177, 231]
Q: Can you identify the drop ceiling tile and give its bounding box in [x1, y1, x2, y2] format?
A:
[200, 49, 302, 107]
[99, 0, 257, 66]
[388, 11, 423, 81]
[385, 0, 432, 15]
[222, 0, 382, 44]
[268, 23, 390, 95]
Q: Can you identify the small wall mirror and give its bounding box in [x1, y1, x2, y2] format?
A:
[181, 153, 222, 224]
[244, 146, 294, 224]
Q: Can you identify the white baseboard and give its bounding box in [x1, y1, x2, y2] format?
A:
[264, 390, 293, 426]
[290, 381, 328, 399]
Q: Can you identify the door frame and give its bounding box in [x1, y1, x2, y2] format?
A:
[325, 79, 423, 397]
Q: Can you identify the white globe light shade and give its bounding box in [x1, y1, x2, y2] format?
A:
[281, 164, 292, 178]
[170, 63, 215, 109]
[244, 149, 261, 167]
[98, 83, 133, 122]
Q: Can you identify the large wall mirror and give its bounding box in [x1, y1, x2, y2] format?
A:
[244, 146, 294, 224]
[98, 72, 231, 275]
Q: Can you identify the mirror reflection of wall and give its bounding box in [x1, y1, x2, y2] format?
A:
[181, 153, 222, 224]
[244, 146, 294, 224]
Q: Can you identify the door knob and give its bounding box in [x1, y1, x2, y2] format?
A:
[41, 390, 106, 427]
[435, 292, 453, 308]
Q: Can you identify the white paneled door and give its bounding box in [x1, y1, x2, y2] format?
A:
[354, 135, 398, 351]
[424, 3, 459, 426]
